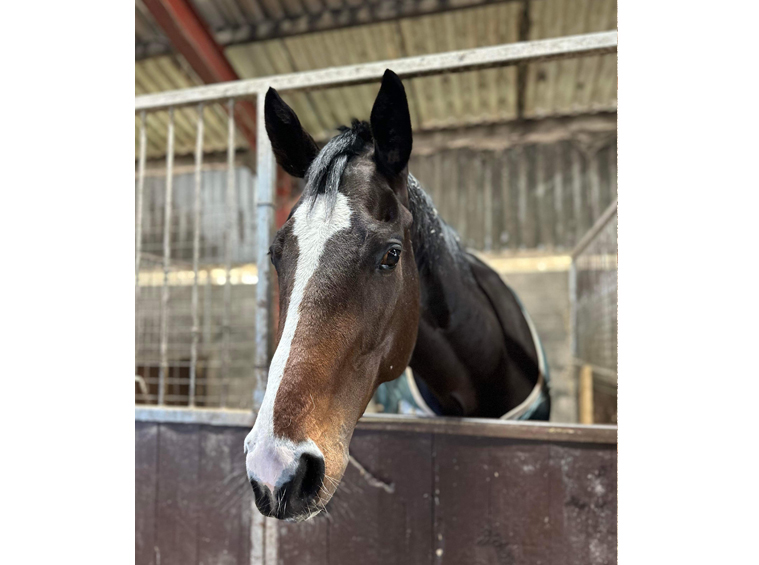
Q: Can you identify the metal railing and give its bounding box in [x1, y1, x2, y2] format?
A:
[569, 198, 618, 423]
[135, 31, 618, 412]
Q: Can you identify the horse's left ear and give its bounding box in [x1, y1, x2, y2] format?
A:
[264, 87, 319, 178]
[370, 69, 413, 179]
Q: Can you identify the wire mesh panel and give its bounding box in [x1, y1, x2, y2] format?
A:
[573, 210, 617, 371]
[571, 201, 617, 423]
[135, 100, 261, 409]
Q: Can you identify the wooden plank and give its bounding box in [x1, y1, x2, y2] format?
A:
[472, 152, 486, 250]
[431, 152, 444, 216]
[491, 150, 504, 252]
[136, 422, 159, 565]
[457, 151, 469, 246]
[467, 151, 478, 248]
[549, 444, 617, 565]
[523, 145, 538, 249]
[609, 139, 618, 202]
[277, 512, 329, 565]
[155, 423, 201, 565]
[570, 144, 588, 242]
[137, 421, 617, 564]
[197, 426, 251, 565]
[321, 429, 434, 565]
[588, 148, 602, 222]
[444, 150, 458, 237]
[553, 143, 566, 249]
[433, 433, 617, 565]
[536, 144, 555, 249]
[483, 152, 494, 252]
[502, 149, 518, 250]
[560, 141, 576, 249]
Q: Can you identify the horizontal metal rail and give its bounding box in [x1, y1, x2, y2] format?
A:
[135, 31, 617, 112]
[135, 407, 617, 444]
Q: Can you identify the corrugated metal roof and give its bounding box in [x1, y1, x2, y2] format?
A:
[135, 0, 617, 159]
[525, 0, 617, 117]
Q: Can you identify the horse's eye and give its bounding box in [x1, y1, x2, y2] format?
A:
[380, 247, 401, 271]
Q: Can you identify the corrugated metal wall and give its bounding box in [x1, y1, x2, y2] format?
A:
[410, 136, 617, 252]
[138, 166, 257, 265]
[137, 132, 617, 260]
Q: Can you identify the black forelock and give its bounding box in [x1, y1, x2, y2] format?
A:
[303, 120, 373, 209]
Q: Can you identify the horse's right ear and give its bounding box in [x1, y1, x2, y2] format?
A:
[264, 88, 319, 178]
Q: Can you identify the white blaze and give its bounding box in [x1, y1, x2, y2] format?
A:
[245, 193, 352, 490]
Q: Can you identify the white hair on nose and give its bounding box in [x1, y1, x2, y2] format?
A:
[244, 192, 352, 487]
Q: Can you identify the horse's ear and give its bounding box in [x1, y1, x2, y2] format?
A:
[370, 70, 413, 179]
[264, 88, 318, 178]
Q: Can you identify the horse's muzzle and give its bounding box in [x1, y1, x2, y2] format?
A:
[246, 441, 326, 520]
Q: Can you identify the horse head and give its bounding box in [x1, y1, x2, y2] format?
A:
[244, 70, 421, 521]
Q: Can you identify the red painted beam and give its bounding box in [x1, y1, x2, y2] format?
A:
[143, 0, 257, 150]
[144, 0, 298, 229]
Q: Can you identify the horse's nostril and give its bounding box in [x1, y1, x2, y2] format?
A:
[248, 448, 325, 519]
[296, 452, 326, 502]
[250, 479, 273, 516]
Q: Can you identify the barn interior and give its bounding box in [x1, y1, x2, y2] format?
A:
[135, 0, 618, 424]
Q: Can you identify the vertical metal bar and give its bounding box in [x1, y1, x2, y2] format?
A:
[253, 94, 279, 565]
[252, 91, 275, 556]
[136, 111, 147, 384]
[189, 103, 204, 407]
[136, 111, 147, 295]
[265, 518, 278, 564]
[159, 107, 175, 406]
[579, 364, 594, 425]
[255, 89, 276, 412]
[251, 504, 265, 565]
[223, 98, 236, 408]
[569, 253, 579, 423]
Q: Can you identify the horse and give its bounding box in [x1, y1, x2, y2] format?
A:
[244, 70, 550, 521]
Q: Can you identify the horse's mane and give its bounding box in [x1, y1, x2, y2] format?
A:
[302, 120, 372, 210]
[406, 175, 470, 277]
[304, 120, 469, 276]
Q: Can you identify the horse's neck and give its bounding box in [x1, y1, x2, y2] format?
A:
[406, 175, 537, 417]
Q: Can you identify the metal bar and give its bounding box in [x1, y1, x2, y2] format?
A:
[571, 359, 617, 379]
[134, 407, 617, 444]
[254, 90, 277, 412]
[142, 0, 258, 149]
[264, 519, 278, 565]
[579, 365, 594, 425]
[189, 103, 204, 407]
[135, 406, 254, 426]
[158, 107, 175, 406]
[571, 197, 618, 259]
[251, 502, 265, 565]
[223, 98, 236, 408]
[135, 32, 618, 111]
[135, 111, 147, 295]
[569, 259, 578, 359]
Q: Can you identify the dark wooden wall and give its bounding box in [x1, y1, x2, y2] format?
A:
[136, 418, 616, 565]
